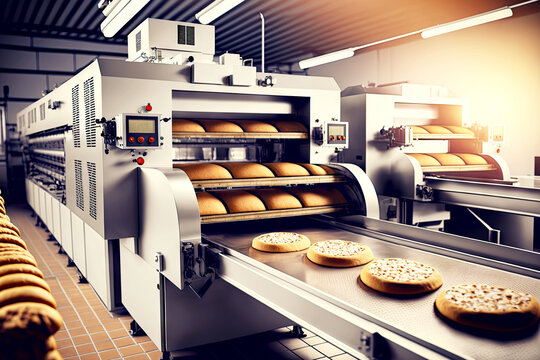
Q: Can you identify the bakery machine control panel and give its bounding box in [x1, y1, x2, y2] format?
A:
[115, 113, 161, 150]
[313, 121, 349, 149]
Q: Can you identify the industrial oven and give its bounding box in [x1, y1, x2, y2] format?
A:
[18, 19, 540, 360]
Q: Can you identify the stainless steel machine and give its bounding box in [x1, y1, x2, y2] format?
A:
[18, 19, 540, 360]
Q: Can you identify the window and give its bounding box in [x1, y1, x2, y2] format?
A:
[178, 25, 195, 45]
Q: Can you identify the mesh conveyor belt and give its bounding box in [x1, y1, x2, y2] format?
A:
[202, 218, 540, 360]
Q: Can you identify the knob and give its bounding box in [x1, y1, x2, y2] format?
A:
[137, 137, 144, 143]
[136, 157, 144, 165]
[145, 103, 152, 111]
[128, 137, 135, 143]
[148, 137, 155, 143]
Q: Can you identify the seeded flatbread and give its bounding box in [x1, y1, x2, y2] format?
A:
[360, 258, 443, 294]
[435, 284, 540, 332]
[307, 240, 373, 267]
[252, 232, 310, 253]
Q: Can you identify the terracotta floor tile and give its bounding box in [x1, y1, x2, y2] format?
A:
[140, 341, 158, 352]
[114, 336, 136, 348]
[82, 318, 101, 326]
[90, 331, 110, 343]
[134, 335, 151, 343]
[94, 339, 115, 351]
[108, 328, 129, 339]
[68, 326, 88, 337]
[119, 344, 144, 357]
[147, 350, 162, 360]
[80, 353, 100, 360]
[125, 354, 150, 360]
[86, 324, 105, 334]
[64, 320, 83, 329]
[98, 348, 121, 360]
[56, 338, 74, 349]
[76, 343, 96, 355]
[58, 346, 78, 358]
[54, 330, 70, 340]
[71, 334, 92, 345]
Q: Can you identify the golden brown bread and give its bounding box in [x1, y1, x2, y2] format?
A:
[0, 286, 57, 309]
[299, 164, 328, 175]
[0, 214, 10, 222]
[0, 243, 27, 252]
[0, 220, 21, 237]
[0, 264, 44, 279]
[252, 232, 311, 253]
[318, 165, 335, 175]
[212, 190, 266, 213]
[219, 163, 275, 178]
[265, 120, 307, 132]
[249, 189, 303, 210]
[407, 153, 441, 167]
[172, 119, 206, 132]
[231, 120, 278, 133]
[307, 240, 373, 268]
[196, 192, 228, 216]
[454, 153, 488, 165]
[263, 162, 310, 177]
[0, 302, 63, 338]
[0, 227, 20, 237]
[44, 350, 63, 360]
[0, 234, 27, 250]
[198, 120, 244, 133]
[420, 125, 453, 134]
[0, 207, 5, 215]
[428, 153, 466, 166]
[0, 252, 37, 267]
[0, 273, 51, 292]
[410, 126, 429, 134]
[174, 163, 233, 180]
[287, 187, 347, 207]
[444, 126, 475, 135]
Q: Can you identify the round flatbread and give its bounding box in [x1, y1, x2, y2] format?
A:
[0, 263, 44, 279]
[0, 302, 63, 338]
[0, 273, 51, 292]
[435, 284, 540, 332]
[0, 221, 21, 237]
[252, 232, 310, 253]
[360, 258, 443, 294]
[307, 240, 373, 267]
[0, 286, 56, 309]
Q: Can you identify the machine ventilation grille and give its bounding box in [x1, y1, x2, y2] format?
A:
[40, 103, 45, 121]
[136, 31, 141, 52]
[75, 159, 84, 211]
[84, 77, 96, 147]
[87, 162, 97, 220]
[72, 84, 81, 148]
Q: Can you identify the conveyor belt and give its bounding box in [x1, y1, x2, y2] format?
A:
[202, 218, 540, 360]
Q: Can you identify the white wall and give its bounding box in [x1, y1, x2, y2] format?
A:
[309, 12, 540, 176]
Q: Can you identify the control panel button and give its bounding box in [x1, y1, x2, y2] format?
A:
[145, 103, 152, 111]
[136, 157, 144, 165]
[137, 137, 145, 143]
[148, 137, 155, 143]
[337, 135, 342, 140]
[128, 137, 135, 143]
[343, 136, 346, 140]
[329, 136, 334, 141]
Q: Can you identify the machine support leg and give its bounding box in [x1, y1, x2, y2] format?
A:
[159, 351, 170, 360]
[129, 320, 146, 336]
[78, 272, 88, 284]
[67, 257, 75, 267]
[292, 325, 306, 338]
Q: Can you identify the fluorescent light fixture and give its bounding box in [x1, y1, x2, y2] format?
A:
[196, 0, 245, 25]
[299, 49, 355, 69]
[421, 7, 513, 39]
[100, 0, 150, 38]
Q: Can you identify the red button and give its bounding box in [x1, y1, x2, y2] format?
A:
[343, 136, 346, 140]
[330, 136, 334, 141]
[137, 137, 144, 143]
[337, 135, 342, 140]
[136, 157, 144, 165]
[148, 137, 155, 143]
[145, 104, 152, 111]
[128, 137, 135, 143]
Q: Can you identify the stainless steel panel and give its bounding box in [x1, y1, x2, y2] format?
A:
[71, 213, 86, 276]
[60, 204, 73, 258]
[203, 218, 540, 360]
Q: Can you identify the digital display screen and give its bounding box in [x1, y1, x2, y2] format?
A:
[328, 124, 346, 137]
[129, 119, 155, 133]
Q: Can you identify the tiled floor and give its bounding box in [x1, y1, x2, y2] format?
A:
[8, 204, 359, 360]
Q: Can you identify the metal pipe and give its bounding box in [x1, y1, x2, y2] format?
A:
[259, 12, 265, 73]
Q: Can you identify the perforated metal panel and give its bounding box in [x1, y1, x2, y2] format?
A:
[72, 84, 81, 148]
[87, 161, 97, 220]
[84, 77, 96, 147]
[40, 103, 45, 121]
[75, 159, 84, 211]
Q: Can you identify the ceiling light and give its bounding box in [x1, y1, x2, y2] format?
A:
[101, 0, 150, 38]
[299, 49, 355, 70]
[421, 7, 513, 39]
[196, 0, 245, 25]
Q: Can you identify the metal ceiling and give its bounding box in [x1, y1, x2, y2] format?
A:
[0, 0, 536, 70]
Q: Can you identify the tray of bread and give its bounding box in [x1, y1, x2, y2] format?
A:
[407, 153, 497, 173]
[410, 125, 476, 140]
[172, 119, 308, 139]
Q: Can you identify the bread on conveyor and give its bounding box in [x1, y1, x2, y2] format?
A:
[410, 126, 429, 134]
[0, 286, 57, 309]
[265, 120, 307, 132]
[444, 126, 475, 135]
[249, 188, 303, 210]
[318, 165, 335, 174]
[428, 153, 466, 166]
[0, 264, 44, 279]
[211, 190, 266, 213]
[252, 232, 311, 252]
[435, 284, 540, 332]
[0, 252, 38, 267]
[174, 163, 233, 180]
[420, 125, 453, 134]
[196, 192, 228, 216]
[198, 120, 244, 133]
[299, 163, 328, 175]
[231, 120, 278, 132]
[0, 234, 27, 250]
[407, 154, 441, 167]
[0, 273, 51, 292]
[360, 258, 443, 295]
[0, 302, 63, 338]
[0, 220, 21, 237]
[454, 153, 488, 165]
[307, 240, 373, 268]
[220, 163, 275, 178]
[172, 119, 206, 132]
[263, 162, 310, 177]
[287, 186, 347, 207]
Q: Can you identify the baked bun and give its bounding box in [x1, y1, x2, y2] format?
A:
[0, 286, 57, 309]
[410, 126, 429, 134]
[196, 192, 228, 216]
[420, 125, 452, 134]
[360, 258, 443, 295]
[0, 234, 27, 250]
[319, 165, 335, 174]
[264, 162, 310, 177]
[198, 120, 244, 133]
[0, 220, 21, 237]
[307, 240, 373, 267]
[232, 120, 278, 133]
[0, 243, 27, 252]
[174, 163, 233, 180]
[454, 153, 488, 165]
[249, 189, 303, 210]
[0, 214, 10, 222]
[0, 302, 63, 338]
[428, 153, 466, 166]
[0, 273, 51, 292]
[287, 187, 347, 207]
[172, 119, 205, 132]
[252, 232, 311, 252]
[266, 120, 307, 132]
[444, 126, 474, 135]
[0, 252, 37, 267]
[212, 190, 266, 213]
[299, 164, 328, 175]
[407, 153, 441, 167]
[0, 264, 44, 279]
[435, 284, 540, 332]
[220, 163, 274, 178]
[45, 350, 63, 360]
